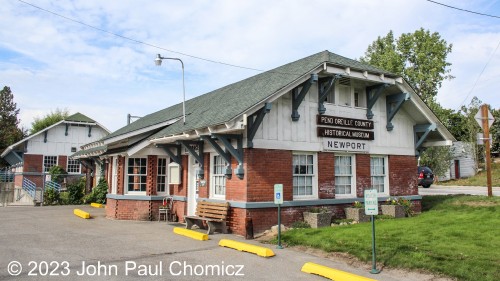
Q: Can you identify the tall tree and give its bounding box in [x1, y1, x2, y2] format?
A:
[30, 108, 69, 134]
[0, 86, 24, 166]
[360, 28, 453, 105]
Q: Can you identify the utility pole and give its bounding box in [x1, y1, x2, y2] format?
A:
[481, 105, 493, 197]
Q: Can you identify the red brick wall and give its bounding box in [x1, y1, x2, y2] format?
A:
[197, 153, 210, 199]
[105, 198, 152, 220]
[23, 154, 43, 187]
[318, 152, 335, 199]
[226, 155, 248, 201]
[389, 155, 418, 196]
[58, 156, 67, 171]
[356, 154, 371, 197]
[117, 156, 125, 195]
[246, 149, 292, 202]
[147, 155, 158, 196]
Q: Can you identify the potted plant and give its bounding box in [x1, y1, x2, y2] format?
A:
[344, 201, 370, 222]
[382, 197, 412, 217]
[303, 207, 332, 228]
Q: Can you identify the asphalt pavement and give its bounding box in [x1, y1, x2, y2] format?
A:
[419, 185, 500, 196]
[0, 205, 450, 281]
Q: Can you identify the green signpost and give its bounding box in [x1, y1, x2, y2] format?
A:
[274, 184, 283, 249]
[364, 189, 379, 274]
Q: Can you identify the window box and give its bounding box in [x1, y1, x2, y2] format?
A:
[381, 204, 405, 218]
[344, 207, 369, 222]
[303, 211, 332, 228]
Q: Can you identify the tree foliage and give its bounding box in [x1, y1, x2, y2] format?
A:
[0, 86, 25, 166]
[30, 108, 69, 135]
[360, 28, 453, 106]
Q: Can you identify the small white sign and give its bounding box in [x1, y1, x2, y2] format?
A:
[364, 189, 378, 215]
[323, 139, 369, 152]
[274, 184, 283, 205]
[474, 109, 495, 131]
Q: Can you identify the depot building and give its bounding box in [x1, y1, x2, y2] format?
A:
[74, 50, 455, 237]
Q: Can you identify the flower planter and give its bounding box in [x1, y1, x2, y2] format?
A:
[382, 205, 405, 218]
[344, 207, 370, 222]
[303, 211, 333, 228]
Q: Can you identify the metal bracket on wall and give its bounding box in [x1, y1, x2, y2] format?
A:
[318, 74, 341, 114]
[92, 157, 103, 167]
[88, 125, 92, 137]
[366, 83, 390, 119]
[178, 140, 204, 179]
[65, 124, 69, 136]
[291, 73, 318, 121]
[200, 135, 232, 178]
[156, 144, 182, 165]
[247, 103, 272, 148]
[414, 123, 437, 155]
[203, 134, 244, 179]
[44, 131, 48, 143]
[79, 159, 95, 173]
[386, 92, 410, 131]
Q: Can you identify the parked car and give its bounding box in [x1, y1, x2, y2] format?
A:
[418, 166, 434, 188]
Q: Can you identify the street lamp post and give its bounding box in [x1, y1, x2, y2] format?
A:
[155, 54, 186, 124]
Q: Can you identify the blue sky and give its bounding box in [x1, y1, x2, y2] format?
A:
[1, 0, 500, 132]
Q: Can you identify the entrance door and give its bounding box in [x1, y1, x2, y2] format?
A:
[187, 155, 199, 216]
[454, 160, 460, 179]
[111, 156, 118, 194]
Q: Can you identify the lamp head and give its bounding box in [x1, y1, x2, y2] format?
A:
[154, 54, 162, 66]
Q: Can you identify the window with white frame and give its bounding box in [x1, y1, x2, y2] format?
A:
[211, 155, 226, 199]
[371, 156, 388, 194]
[43, 156, 57, 172]
[126, 157, 147, 193]
[338, 85, 351, 106]
[67, 159, 81, 174]
[157, 158, 168, 194]
[354, 88, 367, 108]
[335, 155, 356, 197]
[293, 153, 317, 199]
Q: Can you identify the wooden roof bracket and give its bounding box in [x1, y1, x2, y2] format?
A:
[414, 123, 437, 155]
[318, 74, 341, 114]
[211, 134, 244, 179]
[366, 83, 390, 119]
[178, 140, 204, 179]
[201, 135, 233, 179]
[80, 159, 95, 173]
[156, 144, 182, 165]
[291, 73, 318, 121]
[386, 92, 410, 131]
[65, 124, 69, 136]
[247, 103, 272, 148]
[88, 125, 92, 137]
[44, 131, 48, 143]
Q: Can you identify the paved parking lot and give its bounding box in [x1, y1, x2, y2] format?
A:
[0, 205, 448, 281]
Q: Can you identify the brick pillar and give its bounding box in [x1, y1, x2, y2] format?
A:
[58, 156, 68, 170]
[117, 156, 125, 195]
[318, 152, 335, 199]
[356, 154, 371, 197]
[147, 155, 158, 196]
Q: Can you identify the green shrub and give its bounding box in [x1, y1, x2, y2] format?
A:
[83, 178, 108, 204]
[48, 165, 67, 184]
[291, 221, 311, 229]
[59, 191, 69, 205]
[43, 187, 60, 205]
[67, 177, 85, 205]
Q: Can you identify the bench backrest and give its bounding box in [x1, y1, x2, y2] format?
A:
[195, 201, 229, 221]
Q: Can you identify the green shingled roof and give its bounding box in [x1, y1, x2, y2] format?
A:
[65, 112, 96, 123]
[106, 50, 395, 142]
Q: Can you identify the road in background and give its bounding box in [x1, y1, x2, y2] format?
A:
[419, 185, 500, 196]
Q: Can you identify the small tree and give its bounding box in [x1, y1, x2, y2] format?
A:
[83, 178, 108, 204]
[48, 165, 67, 184]
[419, 146, 453, 181]
[0, 86, 25, 167]
[30, 108, 69, 135]
[67, 177, 85, 205]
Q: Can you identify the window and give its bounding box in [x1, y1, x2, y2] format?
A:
[126, 157, 147, 193]
[338, 85, 351, 106]
[157, 158, 168, 194]
[293, 153, 317, 199]
[211, 155, 226, 199]
[371, 156, 388, 194]
[67, 159, 81, 174]
[335, 155, 356, 197]
[354, 88, 366, 107]
[43, 156, 57, 172]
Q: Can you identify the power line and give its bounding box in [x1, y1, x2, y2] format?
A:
[16, 0, 266, 72]
[426, 0, 500, 19]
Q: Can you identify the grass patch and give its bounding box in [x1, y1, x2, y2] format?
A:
[276, 195, 500, 281]
[439, 161, 500, 187]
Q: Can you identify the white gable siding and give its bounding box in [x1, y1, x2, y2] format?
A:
[26, 124, 108, 156]
[251, 84, 416, 156]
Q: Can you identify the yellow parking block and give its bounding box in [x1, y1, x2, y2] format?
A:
[301, 262, 378, 281]
[90, 203, 104, 208]
[173, 227, 209, 241]
[219, 239, 275, 257]
[73, 209, 91, 219]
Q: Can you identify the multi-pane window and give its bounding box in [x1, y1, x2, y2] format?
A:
[335, 155, 354, 196]
[293, 154, 315, 198]
[211, 155, 226, 198]
[43, 156, 57, 172]
[371, 156, 387, 193]
[157, 158, 168, 194]
[354, 88, 366, 107]
[127, 158, 147, 192]
[67, 159, 81, 174]
[338, 85, 351, 106]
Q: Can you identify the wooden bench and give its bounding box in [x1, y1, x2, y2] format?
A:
[184, 201, 229, 234]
